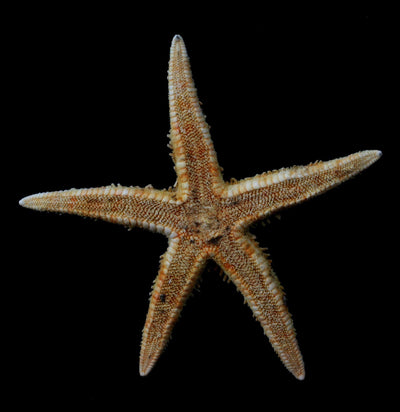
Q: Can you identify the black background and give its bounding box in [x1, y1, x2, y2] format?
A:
[8, 3, 395, 408]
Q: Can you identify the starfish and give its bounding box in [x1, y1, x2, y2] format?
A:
[19, 35, 381, 380]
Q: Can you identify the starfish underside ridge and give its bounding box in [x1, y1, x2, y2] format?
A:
[20, 35, 381, 380]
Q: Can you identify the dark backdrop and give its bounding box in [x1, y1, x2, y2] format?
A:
[9, 3, 394, 408]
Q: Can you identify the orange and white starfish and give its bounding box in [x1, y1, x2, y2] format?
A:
[19, 35, 381, 380]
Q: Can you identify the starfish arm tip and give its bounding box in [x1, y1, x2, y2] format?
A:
[19, 193, 40, 210]
[366, 149, 382, 161]
[139, 367, 149, 377]
[296, 371, 306, 381]
[358, 149, 382, 170]
[139, 352, 157, 377]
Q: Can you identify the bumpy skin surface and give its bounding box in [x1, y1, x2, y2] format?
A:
[19, 35, 381, 380]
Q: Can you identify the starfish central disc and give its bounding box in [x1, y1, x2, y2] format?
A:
[183, 199, 226, 243]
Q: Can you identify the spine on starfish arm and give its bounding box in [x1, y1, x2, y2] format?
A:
[19, 185, 180, 235]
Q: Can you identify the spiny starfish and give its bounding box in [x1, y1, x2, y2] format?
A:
[19, 35, 381, 380]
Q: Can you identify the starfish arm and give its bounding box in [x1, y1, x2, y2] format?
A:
[19, 185, 182, 234]
[168, 35, 223, 199]
[223, 150, 381, 225]
[140, 236, 208, 375]
[213, 230, 305, 380]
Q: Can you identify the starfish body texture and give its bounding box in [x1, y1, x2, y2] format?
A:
[20, 35, 381, 380]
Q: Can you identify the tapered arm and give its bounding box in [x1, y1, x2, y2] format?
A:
[140, 236, 208, 375]
[168, 35, 223, 200]
[222, 150, 381, 227]
[19, 185, 183, 234]
[214, 230, 305, 380]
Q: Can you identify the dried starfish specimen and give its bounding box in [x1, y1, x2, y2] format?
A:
[19, 35, 381, 380]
